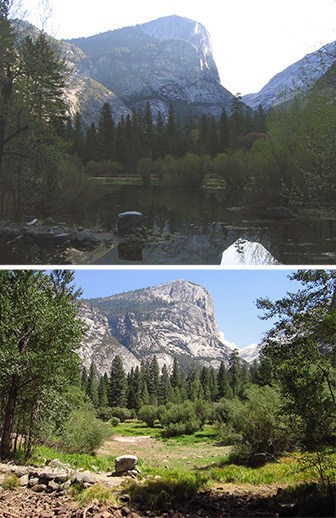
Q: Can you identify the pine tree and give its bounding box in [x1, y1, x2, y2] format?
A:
[217, 361, 232, 399]
[87, 362, 99, 408]
[153, 110, 166, 159]
[228, 350, 242, 396]
[127, 366, 141, 410]
[158, 364, 173, 405]
[209, 367, 219, 401]
[147, 356, 160, 405]
[166, 103, 179, 156]
[143, 101, 153, 158]
[219, 108, 230, 151]
[108, 355, 126, 408]
[230, 93, 245, 146]
[170, 357, 181, 389]
[71, 112, 85, 161]
[84, 122, 98, 163]
[98, 373, 109, 407]
[200, 366, 211, 401]
[20, 32, 67, 124]
[97, 102, 115, 161]
[81, 366, 88, 393]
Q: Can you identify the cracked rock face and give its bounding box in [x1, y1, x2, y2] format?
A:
[66, 15, 234, 120]
[78, 280, 232, 375]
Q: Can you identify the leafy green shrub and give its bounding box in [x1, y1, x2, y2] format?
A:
[217, 386, 303, 457]
[84, 160, 123, 177]
[58, 410, 112, 454]
[110, 407, 133, 423]
[138, 405, 158, 428]
[110, 416, 120, 427]
[161, 153, 206, 187]
[159, 401, 202, 437]
[96, 406, 114, 422]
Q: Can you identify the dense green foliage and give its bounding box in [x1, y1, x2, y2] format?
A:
[71, 85, 336, 207]
[0, 5, 88, 218]
[58, 409, 113, 454]
[0, 270, 84, 459]
[257, 270, 336, 450]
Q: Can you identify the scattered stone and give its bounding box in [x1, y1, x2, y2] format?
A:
[47, 480, 60, 492]
[19, 474, 29, 486]
[119, 494, 131, 503]
[31, 483, 48, 492]
[73, 470, 96, 485]
[29, 477, 40, 487]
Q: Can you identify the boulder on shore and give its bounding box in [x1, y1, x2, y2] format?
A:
[114, 455, 138, 475]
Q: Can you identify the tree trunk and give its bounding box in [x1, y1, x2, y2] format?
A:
[0, 375, 19, 460]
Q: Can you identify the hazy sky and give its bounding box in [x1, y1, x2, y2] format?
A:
[19, 0, 336, 94]
[73, 268, 301, 349]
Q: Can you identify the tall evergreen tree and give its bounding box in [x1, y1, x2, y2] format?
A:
[228, 350, 242, 396]
[217, 361, 232, 399]
[127, 366, 141, 411]
[147, 356, 160, 405]
[108, 355, 127, 408]
[98, 373, 109, 408]
[97, 102, 115, 161]
[87, 362, 99, 408]
[143, 101, 153, 158]
[219, 108, 230, 151]
[158, 364, 173, 405]
[84, 122, 98, 163]
[154, 110, 166, 159]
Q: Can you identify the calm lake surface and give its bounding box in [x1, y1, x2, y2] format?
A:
[1, 183, 336, 265]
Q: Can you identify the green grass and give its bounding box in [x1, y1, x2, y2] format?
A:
[127, 470, 208, 510]
[74, 483, 116, 507]
[2, 474, 19, 490]
[161, 425, 219, 445]
[115, 419, 162, 438]
[207, 460, 308, 485]
[30, 445, 115, 472]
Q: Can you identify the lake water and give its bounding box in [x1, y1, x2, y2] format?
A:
[1, 184, 336, 265]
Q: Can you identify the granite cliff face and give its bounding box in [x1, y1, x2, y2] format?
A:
[243, 41, 336, 110]
[67, 15, 234, 120]
[78, 280, 233, 375]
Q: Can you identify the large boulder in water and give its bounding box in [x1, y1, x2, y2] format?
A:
[117, 211, 143, 234]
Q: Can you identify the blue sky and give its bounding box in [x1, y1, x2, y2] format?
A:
[20, 0, 336, 94]
[73, 268, 301, 349]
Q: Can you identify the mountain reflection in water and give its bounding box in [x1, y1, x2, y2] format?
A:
[221, 239, 279, 265]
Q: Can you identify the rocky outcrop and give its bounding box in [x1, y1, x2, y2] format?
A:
[79, 303, 139, 375]
[66, 15, 234, 120]
[79, 280, 233, 374]
[243, 40, 336, 110]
